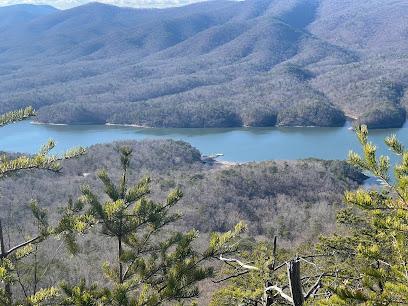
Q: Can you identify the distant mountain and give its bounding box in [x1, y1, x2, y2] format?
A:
[0, 0, 407, 128]
[0, 4, 58, 31]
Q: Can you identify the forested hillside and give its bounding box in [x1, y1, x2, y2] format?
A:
[0, 139, 365, 245]
[0, 138, 366, 304]
[0, 0, 407, 128]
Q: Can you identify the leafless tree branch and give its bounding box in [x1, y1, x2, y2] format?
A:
[218, 254, 260, 270]
[265, 285, 293, 304]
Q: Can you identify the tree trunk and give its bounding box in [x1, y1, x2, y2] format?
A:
[288, 260, 304, 306]
[118, 236, 123, 284]
[0, 219, 12, 302]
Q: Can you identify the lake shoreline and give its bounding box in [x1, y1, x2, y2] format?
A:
[30, 120, 355, 130]
[29, 110, 408, 130]
[29, 118, 408, 131]
[2, 120, 406, 163]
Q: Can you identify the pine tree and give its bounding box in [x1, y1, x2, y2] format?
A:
[0, 107, 85, 305]
[56, 146, 245, 305]
[316, 125, 408, 305]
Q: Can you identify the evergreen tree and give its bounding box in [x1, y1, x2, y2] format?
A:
[0, 107, 85, 305]
[316, 125, 408, 305]
[57, 146, 245, 305]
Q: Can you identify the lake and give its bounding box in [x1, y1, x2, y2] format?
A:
[1, 121, 407, 163]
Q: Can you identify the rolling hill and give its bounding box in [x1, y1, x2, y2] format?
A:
[0, 0, 407, 128]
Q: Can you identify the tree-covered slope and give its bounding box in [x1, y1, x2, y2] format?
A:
[0, 139, 365, 246]
[0, 0, 407, 128]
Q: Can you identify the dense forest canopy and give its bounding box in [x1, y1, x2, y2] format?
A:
[0, 0, 407, 128]
[0, 139, 365, 246]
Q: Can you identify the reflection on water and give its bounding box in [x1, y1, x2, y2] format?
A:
[0, 121, 407, 163]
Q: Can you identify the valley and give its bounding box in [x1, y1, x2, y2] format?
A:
[1, 0, 407, 128]
[1, 1, 408, 304]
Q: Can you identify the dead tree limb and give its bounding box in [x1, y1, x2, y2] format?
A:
[219, 254, 260, 270]
[304, 273, 324, 300]
[265, 285, 293, 304]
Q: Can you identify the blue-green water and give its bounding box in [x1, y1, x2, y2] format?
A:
[1, 121, 407, 162]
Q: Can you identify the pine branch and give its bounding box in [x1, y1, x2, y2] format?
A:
[0, 145, 86, 177]
[0, 107, 35, 127]
[0, 235, 41, 259]
[212, 270, 250, 284]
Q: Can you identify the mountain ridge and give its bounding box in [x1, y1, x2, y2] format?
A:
[0, 0, 407, 128]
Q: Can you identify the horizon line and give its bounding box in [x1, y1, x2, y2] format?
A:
[0, 0, 231, 10]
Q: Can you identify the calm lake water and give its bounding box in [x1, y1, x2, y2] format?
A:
[1, 121, 407, 163]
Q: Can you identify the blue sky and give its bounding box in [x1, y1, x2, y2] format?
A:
[0, 0, 211, 9]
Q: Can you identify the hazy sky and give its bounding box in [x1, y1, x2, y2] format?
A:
[0, 0, 211, 9]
